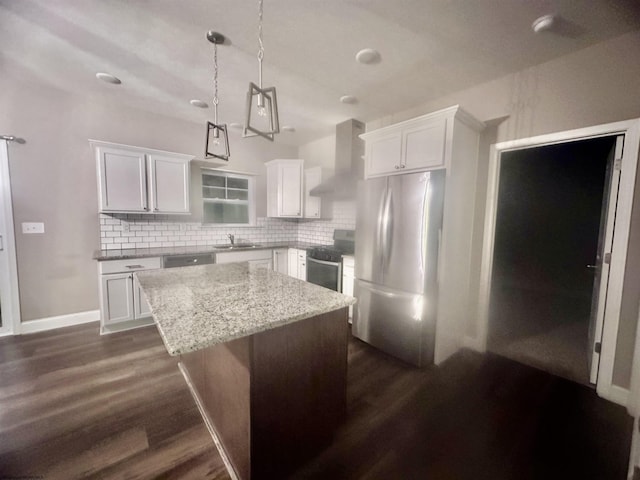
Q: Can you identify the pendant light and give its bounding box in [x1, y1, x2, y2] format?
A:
[205, 31, 230, 161]
[243, 0, 279, 141]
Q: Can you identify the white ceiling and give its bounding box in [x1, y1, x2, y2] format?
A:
[1, 0, 639, 146]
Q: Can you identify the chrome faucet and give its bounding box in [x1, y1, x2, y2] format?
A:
[228, 233, 235, 245]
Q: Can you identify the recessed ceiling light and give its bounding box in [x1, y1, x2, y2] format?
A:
[340, 95, 357, 105]
[281, 126, 296, 133]
[95, 72, 121, 84]
[532, 14, 555, 33]
[190, 99, 209, 108]
[229, 122, 243, 129]
[355, 48, 381, 65]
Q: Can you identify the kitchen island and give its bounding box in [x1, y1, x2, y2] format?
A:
[136, 262, 355, 480]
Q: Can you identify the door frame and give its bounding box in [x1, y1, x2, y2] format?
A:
[0, 140, 21, 336]
[476, 119, 640, 406]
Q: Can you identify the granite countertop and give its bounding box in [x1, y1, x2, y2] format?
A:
[136, 262, 356, 356]
[93, 241, 323, 261]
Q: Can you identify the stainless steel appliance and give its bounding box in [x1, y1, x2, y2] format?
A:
[352, 171, 444, 366]
[307, 229, 355, 292]
[163, 253, 215, 268]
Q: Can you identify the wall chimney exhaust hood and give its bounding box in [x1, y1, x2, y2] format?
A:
[309, 119, 365, 199]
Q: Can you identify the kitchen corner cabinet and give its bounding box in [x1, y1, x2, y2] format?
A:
[265, 159, 304, 218]
[92, 140, 193, 214]
[361, 105, 486, 366]
[362, 106, 477, 178]
[98, 257, 162, 334]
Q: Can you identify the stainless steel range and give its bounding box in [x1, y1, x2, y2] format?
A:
[306, 229, 355, 292]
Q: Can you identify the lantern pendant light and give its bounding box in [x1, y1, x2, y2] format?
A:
[205, 31, 230, 161]
[243, 0, 279, 141]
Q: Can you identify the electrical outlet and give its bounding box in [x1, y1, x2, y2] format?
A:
[22, 222, 45, 234]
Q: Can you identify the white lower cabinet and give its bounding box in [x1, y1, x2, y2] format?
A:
[273, 248, 288, 274]
[215, 249, 273, 269]
[98, 257, 162, 334]
[287, 248, 307, 280]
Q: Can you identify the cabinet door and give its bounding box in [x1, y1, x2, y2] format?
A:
[280, 163, 303, 217]
[402, 117, 446, 171]
[248, 258, 273, 270]
[304, 167, 322, 218]
[100, 273, 134, 325]
[287, 249, 299, 277]
[148, 154, 190, 213]
[98, 147, 148, 212]
[273, 249, 288, 274]
[297, 251, 307, 281]
[133, 276, 152, 318]
[367, 133, 402, 177]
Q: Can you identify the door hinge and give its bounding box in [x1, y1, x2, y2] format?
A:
[604, 252, 611, 265]
[594, 342, 602, 354]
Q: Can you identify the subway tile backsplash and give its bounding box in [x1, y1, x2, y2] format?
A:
[99, 200, 356, 250]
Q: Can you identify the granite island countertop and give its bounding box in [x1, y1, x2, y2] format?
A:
[136, 262, 356, 356]
[94, 241, 323, 261]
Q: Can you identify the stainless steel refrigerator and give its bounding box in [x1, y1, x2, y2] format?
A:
[352, 170, 445, 366]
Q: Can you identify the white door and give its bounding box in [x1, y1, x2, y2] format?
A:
[133, 276, 152, 318]
[367, 133, 402, 177]
[588, 135, 624, 384]
[0, 140, 20, 336]
[279, 164, 302, 217]
[287, 249, 298, 277]
[101, 273, 135, 325]
[273, 249, 288, 274]
[98, 146, 148, 212]
[148, 154, 190, 213]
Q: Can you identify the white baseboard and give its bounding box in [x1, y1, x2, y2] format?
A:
[20, 310, 100, 334]
[602, 385, 631, 407]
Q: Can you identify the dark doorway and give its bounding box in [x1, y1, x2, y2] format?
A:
[488, 136, 617, 386]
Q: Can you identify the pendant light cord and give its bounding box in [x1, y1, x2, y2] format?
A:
[213, 39, 219, 124]
[257, 0, 264, 89]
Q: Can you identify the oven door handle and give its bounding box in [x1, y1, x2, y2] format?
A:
[307, 257, 341, 267]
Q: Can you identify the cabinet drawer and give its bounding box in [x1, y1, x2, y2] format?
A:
[99, 257, 162, 274]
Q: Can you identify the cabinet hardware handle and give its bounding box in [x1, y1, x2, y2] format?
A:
[126, 265, 144, 269]
[394, 165, 400, 169]
[400, 164, 405, 168]
[154, 207, 159, 211]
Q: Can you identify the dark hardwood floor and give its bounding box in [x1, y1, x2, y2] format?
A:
[0, 322, 633, 480]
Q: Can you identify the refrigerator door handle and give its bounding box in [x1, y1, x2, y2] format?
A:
[420, 175, 431, 273]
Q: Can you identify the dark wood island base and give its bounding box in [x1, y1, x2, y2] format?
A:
[179, 307, 349, 480]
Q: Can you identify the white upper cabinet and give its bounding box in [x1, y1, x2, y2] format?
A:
[265, 159, 303, 218]
[304, 166, 324, 218]
[367, 133, 402, 177]
[97, 146, 148, 212]
[148, 154, 190, 213]
[402, 116, 447, 172]
[93, 141, 192, 214]
[362, 106, 480, 178]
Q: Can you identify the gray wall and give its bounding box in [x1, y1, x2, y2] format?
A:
[0, 77, 296, 322]
[368, 30, 640, 389]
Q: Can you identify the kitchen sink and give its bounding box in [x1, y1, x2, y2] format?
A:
[215, 243, 260, 250]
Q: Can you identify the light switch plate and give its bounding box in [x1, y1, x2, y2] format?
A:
[22, 222, 45, 234]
